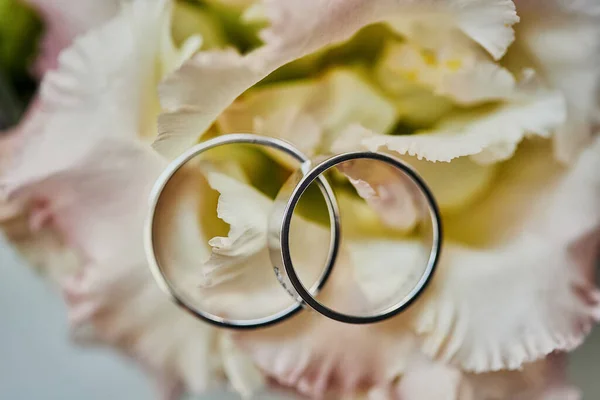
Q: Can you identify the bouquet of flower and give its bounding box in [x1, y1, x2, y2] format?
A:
[1, 0, 599, 399]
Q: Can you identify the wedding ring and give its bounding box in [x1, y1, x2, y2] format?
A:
[145, 134, 340, 329]
[269, 151, 442, 324]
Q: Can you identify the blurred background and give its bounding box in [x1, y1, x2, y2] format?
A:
[0, 0, 39, 129]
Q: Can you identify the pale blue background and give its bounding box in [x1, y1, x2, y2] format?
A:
[0, 237, 598, 399]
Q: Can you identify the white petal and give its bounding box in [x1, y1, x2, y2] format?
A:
[335, 88, 565, 164]
[412, 138, 600, 372]
[156, 49, 265, 159]
[346, 240, 432, 312]
[3, 0, 185, 196]
[187, 170, 331, 320]
[331, 126, 498, 216]
[1, 2, 224, 394]
[235, 260, 416, 398]
[25, 139, 223, 394]
[375, 40, 517, 106]
[393, 352, 581, 400]
[514, 0, 600, 161]
[24, 0, 120, 75]
[218, 68, 396, 163]
[155, 0, 518, 158]
[219, 333, 265, 399]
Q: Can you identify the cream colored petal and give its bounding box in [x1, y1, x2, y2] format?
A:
[218, 68, 396, 162]
[186, 170, 331, 321]
[155, 0, 518, 158]
[375, 40, 517, 106]
[235, 255, 416, 398]
[412, 139, 600, 372]
[217, 79, 323, 162]
[392, 353, 581, 400]
[337, 159, 420, 232]
[373, 59, 457, 128]
[8, 138, 224, 395]
[328, 125, 493, 216]
[219, 333, 265, 398]
[156, 49, 265, 159]
[405, 156, 497, 215]
[200, 176, 426, 398]
[346, 239, 431, 314]
[24, 0, 120, 75]
[2, 0, 186, 200]
[334, 88, 565, 164]
[0, 2, 227, 395]
[258, 0, 518, 62]
[514, 0, 600, 162]
[393, 354, 470, 400]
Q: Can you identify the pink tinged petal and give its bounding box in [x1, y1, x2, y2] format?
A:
[159, 167, 416, 397]
[2, 1, 224, 395]
[336, 159, 421, 232]
[412, 138, 600, 373]
[237, 304, 414, 398]
[392, 352, 581, 400]
[394, 355, 468, 400]
[155, 0, 519, 159]
[330, 125, 500, 218]
[180, 170, 331, 321]
[48, 142, 224, 395]
[219, 333, 265, 398]
[2, 0, 178, 198]
[217, 68, 396, 169]
[24, 0, 120, 76]
[156, 49, 265, 159]
[514, 0, 600, 162]
[1, 129, 79, 282]
[375, 40, 518, 106]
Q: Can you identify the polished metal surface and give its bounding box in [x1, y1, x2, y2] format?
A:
[270, 151, 443, 324]
[144, 134, 340, 329]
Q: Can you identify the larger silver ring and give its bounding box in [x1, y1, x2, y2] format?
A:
[269, 151, 442, 324]
[145, 134, 340, 329]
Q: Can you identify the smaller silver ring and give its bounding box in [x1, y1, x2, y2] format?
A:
[273, 151, 442, 324]
[145, 134, 340, 329]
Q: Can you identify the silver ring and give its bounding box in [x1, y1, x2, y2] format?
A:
[270, 151, 442, 324]
[145, 134, 340, 329]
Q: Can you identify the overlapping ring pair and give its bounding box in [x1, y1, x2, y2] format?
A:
[145, 134, 442, 329]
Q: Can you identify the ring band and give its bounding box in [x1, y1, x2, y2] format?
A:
[145, 134, 340, 329]
[269, 151, 442, 324]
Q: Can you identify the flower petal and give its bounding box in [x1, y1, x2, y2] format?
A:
[405, 156, 497, 215]
[392, 352, 581, 400]
[334, 88, 565, 164]
[175, 167, 425, 398]
[412, 138, 600, 372]
[2, 0, 187, 197]
[1, 2, 228, 395]
[185, 169, 331, 320]
[235, 256, 416, 398]
[219, 333, 265, 398]
[336, 159, 420, 232]
[375, 40, 517, 106]
[24, 0, 120, 75]
[155, 0, 518, 158]
[21, 137, 223, 395]
[514, 0, 600, 162]
[218, 68, 396, 161]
